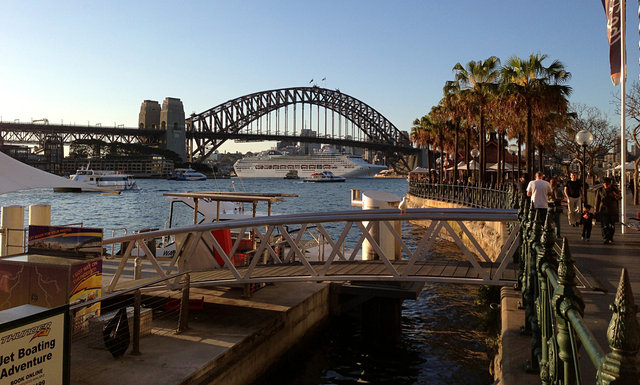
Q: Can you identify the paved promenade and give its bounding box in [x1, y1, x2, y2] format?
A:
[500, 201, 640, 384]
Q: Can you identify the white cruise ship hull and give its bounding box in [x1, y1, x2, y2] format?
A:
[234, 154, 386, 178]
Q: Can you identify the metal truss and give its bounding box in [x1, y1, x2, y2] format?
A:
[0, 122, 163, 145]
[103, 208, 521, 293]
[186, 86, 415, 163]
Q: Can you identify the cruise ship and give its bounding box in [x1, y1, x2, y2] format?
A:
[233, 150, 386, 178]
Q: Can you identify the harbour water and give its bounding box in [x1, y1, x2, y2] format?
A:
[0, 178, 492, 384]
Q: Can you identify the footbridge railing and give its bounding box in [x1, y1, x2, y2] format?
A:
[101, 208, 521, 293]
[517, 198, 640, 384]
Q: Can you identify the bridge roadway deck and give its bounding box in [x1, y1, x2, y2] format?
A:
[500, 201, 640, 385]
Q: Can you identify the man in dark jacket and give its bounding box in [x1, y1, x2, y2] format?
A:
[594, 177, 621, 244]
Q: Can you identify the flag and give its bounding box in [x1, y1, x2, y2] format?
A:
[322, 77, 326, 81]
[602, 0, 624, 86]
[309, 79, 314, 84]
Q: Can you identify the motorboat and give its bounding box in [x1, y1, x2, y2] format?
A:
[168, 168, 207, 181]
[58, 166, 138, 192]
[284, 170, 300, 179]
[303, 171, 346, 183]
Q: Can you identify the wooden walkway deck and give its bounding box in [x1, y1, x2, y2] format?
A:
[102, 258, 519, 292]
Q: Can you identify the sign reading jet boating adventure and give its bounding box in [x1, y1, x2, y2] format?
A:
[0, 305, 69, 385]
[28, 226, 103, 258]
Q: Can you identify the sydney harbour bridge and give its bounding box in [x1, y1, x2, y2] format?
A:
[0, 87, 417, 170]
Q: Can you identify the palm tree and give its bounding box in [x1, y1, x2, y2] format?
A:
[411, 115, 435, 171]
[451, 57, 501, 183]
[501, 53, 572, 177]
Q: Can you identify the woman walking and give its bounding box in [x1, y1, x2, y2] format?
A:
[594, 177, 621, 244]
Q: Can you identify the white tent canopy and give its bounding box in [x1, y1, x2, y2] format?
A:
[446, 161, 466, 171]
[409, 167, 429, 173]
[487, 162, 518, 171]
[614, 161, 636, 170]
[0, 151, 103, 195]
[457, 160, 480, 170]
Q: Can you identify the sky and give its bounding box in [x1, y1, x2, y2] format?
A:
[0, 1, 636, 154]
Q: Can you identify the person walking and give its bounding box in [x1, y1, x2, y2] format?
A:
[526, 171, 552, 222]
[564, 172, 582, 226]
[517, 173, 530, 204]
[581, 204, 594, 241]
[594, 177, 621, 244]
[550, 177, 564, 236]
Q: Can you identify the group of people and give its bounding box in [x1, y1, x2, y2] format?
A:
[519, 171, 622, 244]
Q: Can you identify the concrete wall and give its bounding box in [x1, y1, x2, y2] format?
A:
[190, 284, 331, 385]
[405, 193, 509, 262]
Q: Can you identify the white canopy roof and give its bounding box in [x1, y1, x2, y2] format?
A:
[409, 167, 430, 173]
[457, 160, 480, 170]
[446, 161, 467, 171]
[0, 151, 104, 195]
[487, 162, 518, 171]
[614, 162, 636, 170]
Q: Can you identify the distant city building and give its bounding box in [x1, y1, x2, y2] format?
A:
[300, 129, 321, 155]
[63, 155, 174, 178]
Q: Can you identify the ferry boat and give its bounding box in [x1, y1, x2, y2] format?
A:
[61, 166, 138, 192]
[303, 171, 346, 183]
[233, 150, 386, 178]
[168, 168, 207, 181]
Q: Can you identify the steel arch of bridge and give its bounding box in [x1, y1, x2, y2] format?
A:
[187, 86, 415, 163]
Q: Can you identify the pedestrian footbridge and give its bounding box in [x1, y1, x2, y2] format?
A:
[102, 208, 521, 293]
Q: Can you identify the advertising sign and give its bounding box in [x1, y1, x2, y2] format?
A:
[0, 305, 69, 385]
[28, 226, 103, 257]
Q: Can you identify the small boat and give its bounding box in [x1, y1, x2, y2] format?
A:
[303, 171, 346, 183]
[284, 170, 300, 179]
[168, 168, 207, 181]
[57, 165, 138, 192]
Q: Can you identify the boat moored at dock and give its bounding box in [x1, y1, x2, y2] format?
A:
[167, 168, 207, 181]
[57, 166, 138, 192]
[303, 170, 346, 183]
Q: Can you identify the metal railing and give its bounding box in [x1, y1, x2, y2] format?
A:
[101, 208, 521, 292]
[70, 272, 192, 355]
[516, 197, 640, 384]
[408, 180, 517, 209]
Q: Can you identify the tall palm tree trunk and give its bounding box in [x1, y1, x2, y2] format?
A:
[454, 120, 459, 180]
[465, 126, 470, 181]
[480, 110, 485, 183]
[497, 132, 503, 184]
[526, 107, 533, 177]
[538, 144, 544, 175]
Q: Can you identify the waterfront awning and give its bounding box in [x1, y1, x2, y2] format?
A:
[446, 161, 466, 171]
[487, 162, 518, 171]
[457, 160, 480, 170]
[614, 161, 635, 170]
[0, 151, 104, 195]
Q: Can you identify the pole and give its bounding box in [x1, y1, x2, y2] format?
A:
[582, 145, 587, 210]
[620, 0, 627, 234]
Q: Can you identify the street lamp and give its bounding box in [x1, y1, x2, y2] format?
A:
[470, 148, 480, 186]
[575, 130, 594, 205]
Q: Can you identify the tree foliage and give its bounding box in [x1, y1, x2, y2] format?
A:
[553, 104, 617, 175]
